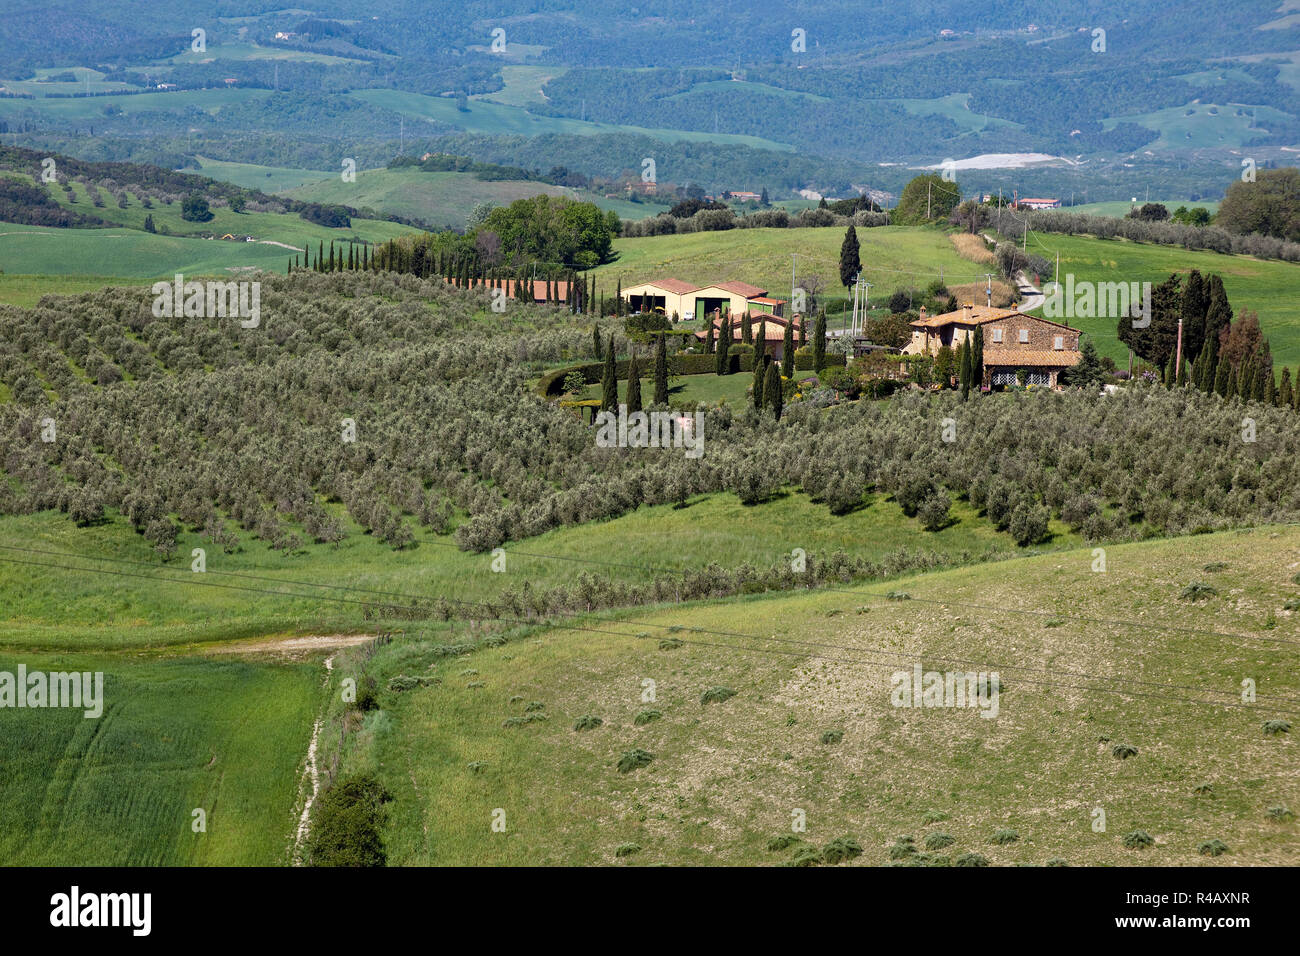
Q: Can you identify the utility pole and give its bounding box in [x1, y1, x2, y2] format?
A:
[983, 273, 995, 308]
[1174, 316, 1184, 381]
[790, 253, 797, 317]
[851, 272, 860, 335]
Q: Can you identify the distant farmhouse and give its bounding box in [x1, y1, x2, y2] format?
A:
[903, 303, 1081, 387]
[621, 279, 785, 322]
[1013, 197, 1061, 210]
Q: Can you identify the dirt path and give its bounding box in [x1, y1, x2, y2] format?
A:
[293, 652, 338, 864]
[204, 633, 374, 658]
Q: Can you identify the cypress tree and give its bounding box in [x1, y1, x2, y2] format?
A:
[782, 320, 796, 381]
[1239, 360, 1255, 400]
[616, 279, 623, 316]
[653, 333, 669, 405]
[593, 323, 602, 360]
[317, 241, 324, 272]
[798, 315, 806, 349]
[715, 311, 731, 375]
[958, 340, 971, 397]
[742, 313, 752, 345]
[764, 360, 783, 420]
[1227, 365, 1238, 399]
[1203, 274, 1231, 361]
[839, 224, 861, 288]
[971, 325, 984, 393]
[1214, 357, 1230, 397]
[757, 318, 767, 356]
[813, 310, 826, 372]
[600, 334, 618, 412]
[626, 348, 642, 414]
[1279, 367, 1293, 408]
[1265, 370, 1277, 405]
[1176, 352, 1189, 387]
[752, 346, 767, 409]
[287, 257, 293, 275]
[328, 244, 336, 272]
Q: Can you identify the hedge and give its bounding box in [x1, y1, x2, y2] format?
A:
[538, 351, 845, 396]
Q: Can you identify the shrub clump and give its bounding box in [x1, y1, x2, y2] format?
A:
[924, 832, 955, 850]
[1122, 830, 1154, 849]
[1266, 806, 1294, 821]
[954, 852, 989, 867]
[700, 686, 737, 705]
[634, 709, 662, 726]
[991, 829, 1019, 845]
[1263, 719, 1291, 736]
[1045, 858, 1069, 867]
[820, 729, 844, 745]
[1197, 839, 1229, 857]
[1112, 743, 1139, 760]
[306, 774, 393, 867]
[886, 590, 912, 601]
[502, 713, 548, 728]
[767, 834, 803, 852]
[1180, 581, 1217, 601]
[821, 836, 864, 864]
[573, 714, 603, 731]
[658, 638, 684, 650]
[616, 748, 654, 773]
[614, 842, 642, 858]
[787, 846, 823, 867]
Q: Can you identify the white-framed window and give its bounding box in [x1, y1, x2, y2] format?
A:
[991, 328, 1003, 343]
[1018, 328, 1029, 343]
[1053, 335, 1064, 350]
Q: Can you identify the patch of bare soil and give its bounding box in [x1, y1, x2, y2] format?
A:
[204, 633, 375, 658]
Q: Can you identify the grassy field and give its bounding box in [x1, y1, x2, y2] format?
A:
[1102, 102, 1294, 150]
[284, 166, 634, 230]
[0, 481, 1073, 651]
[475, 65, 569, 108]
[349, 89, 796, 152]
[0, 273, 139, 308]
[594, 226, 983, 314]
[1023, 232, 1300, 365]
[347, 525, 1300, 865]
[0, 87, 263, 123]
[19, 171, 418, 247]
[0, 650, 321, 865]
[180, 155, 334, 192]
[1069, 200, 1221, 218]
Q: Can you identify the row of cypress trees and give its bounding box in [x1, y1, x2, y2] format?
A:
[599, 332, 672, 413]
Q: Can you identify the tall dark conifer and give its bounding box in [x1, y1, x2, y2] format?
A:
[653, 333, 669, 405]
[626, 348, 642, 414]
[600, 334, 618, 412]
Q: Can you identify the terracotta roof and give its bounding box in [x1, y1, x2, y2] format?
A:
[911, 304, 1080, 332]
[646, 278, 699, 295]
[983, 348, 1081, 367]
[711, 280, 767, 298]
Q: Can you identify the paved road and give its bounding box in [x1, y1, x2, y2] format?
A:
[1015, 271, 1045, 311]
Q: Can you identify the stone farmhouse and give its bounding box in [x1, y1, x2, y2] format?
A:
[903, 303, 1082, 387]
